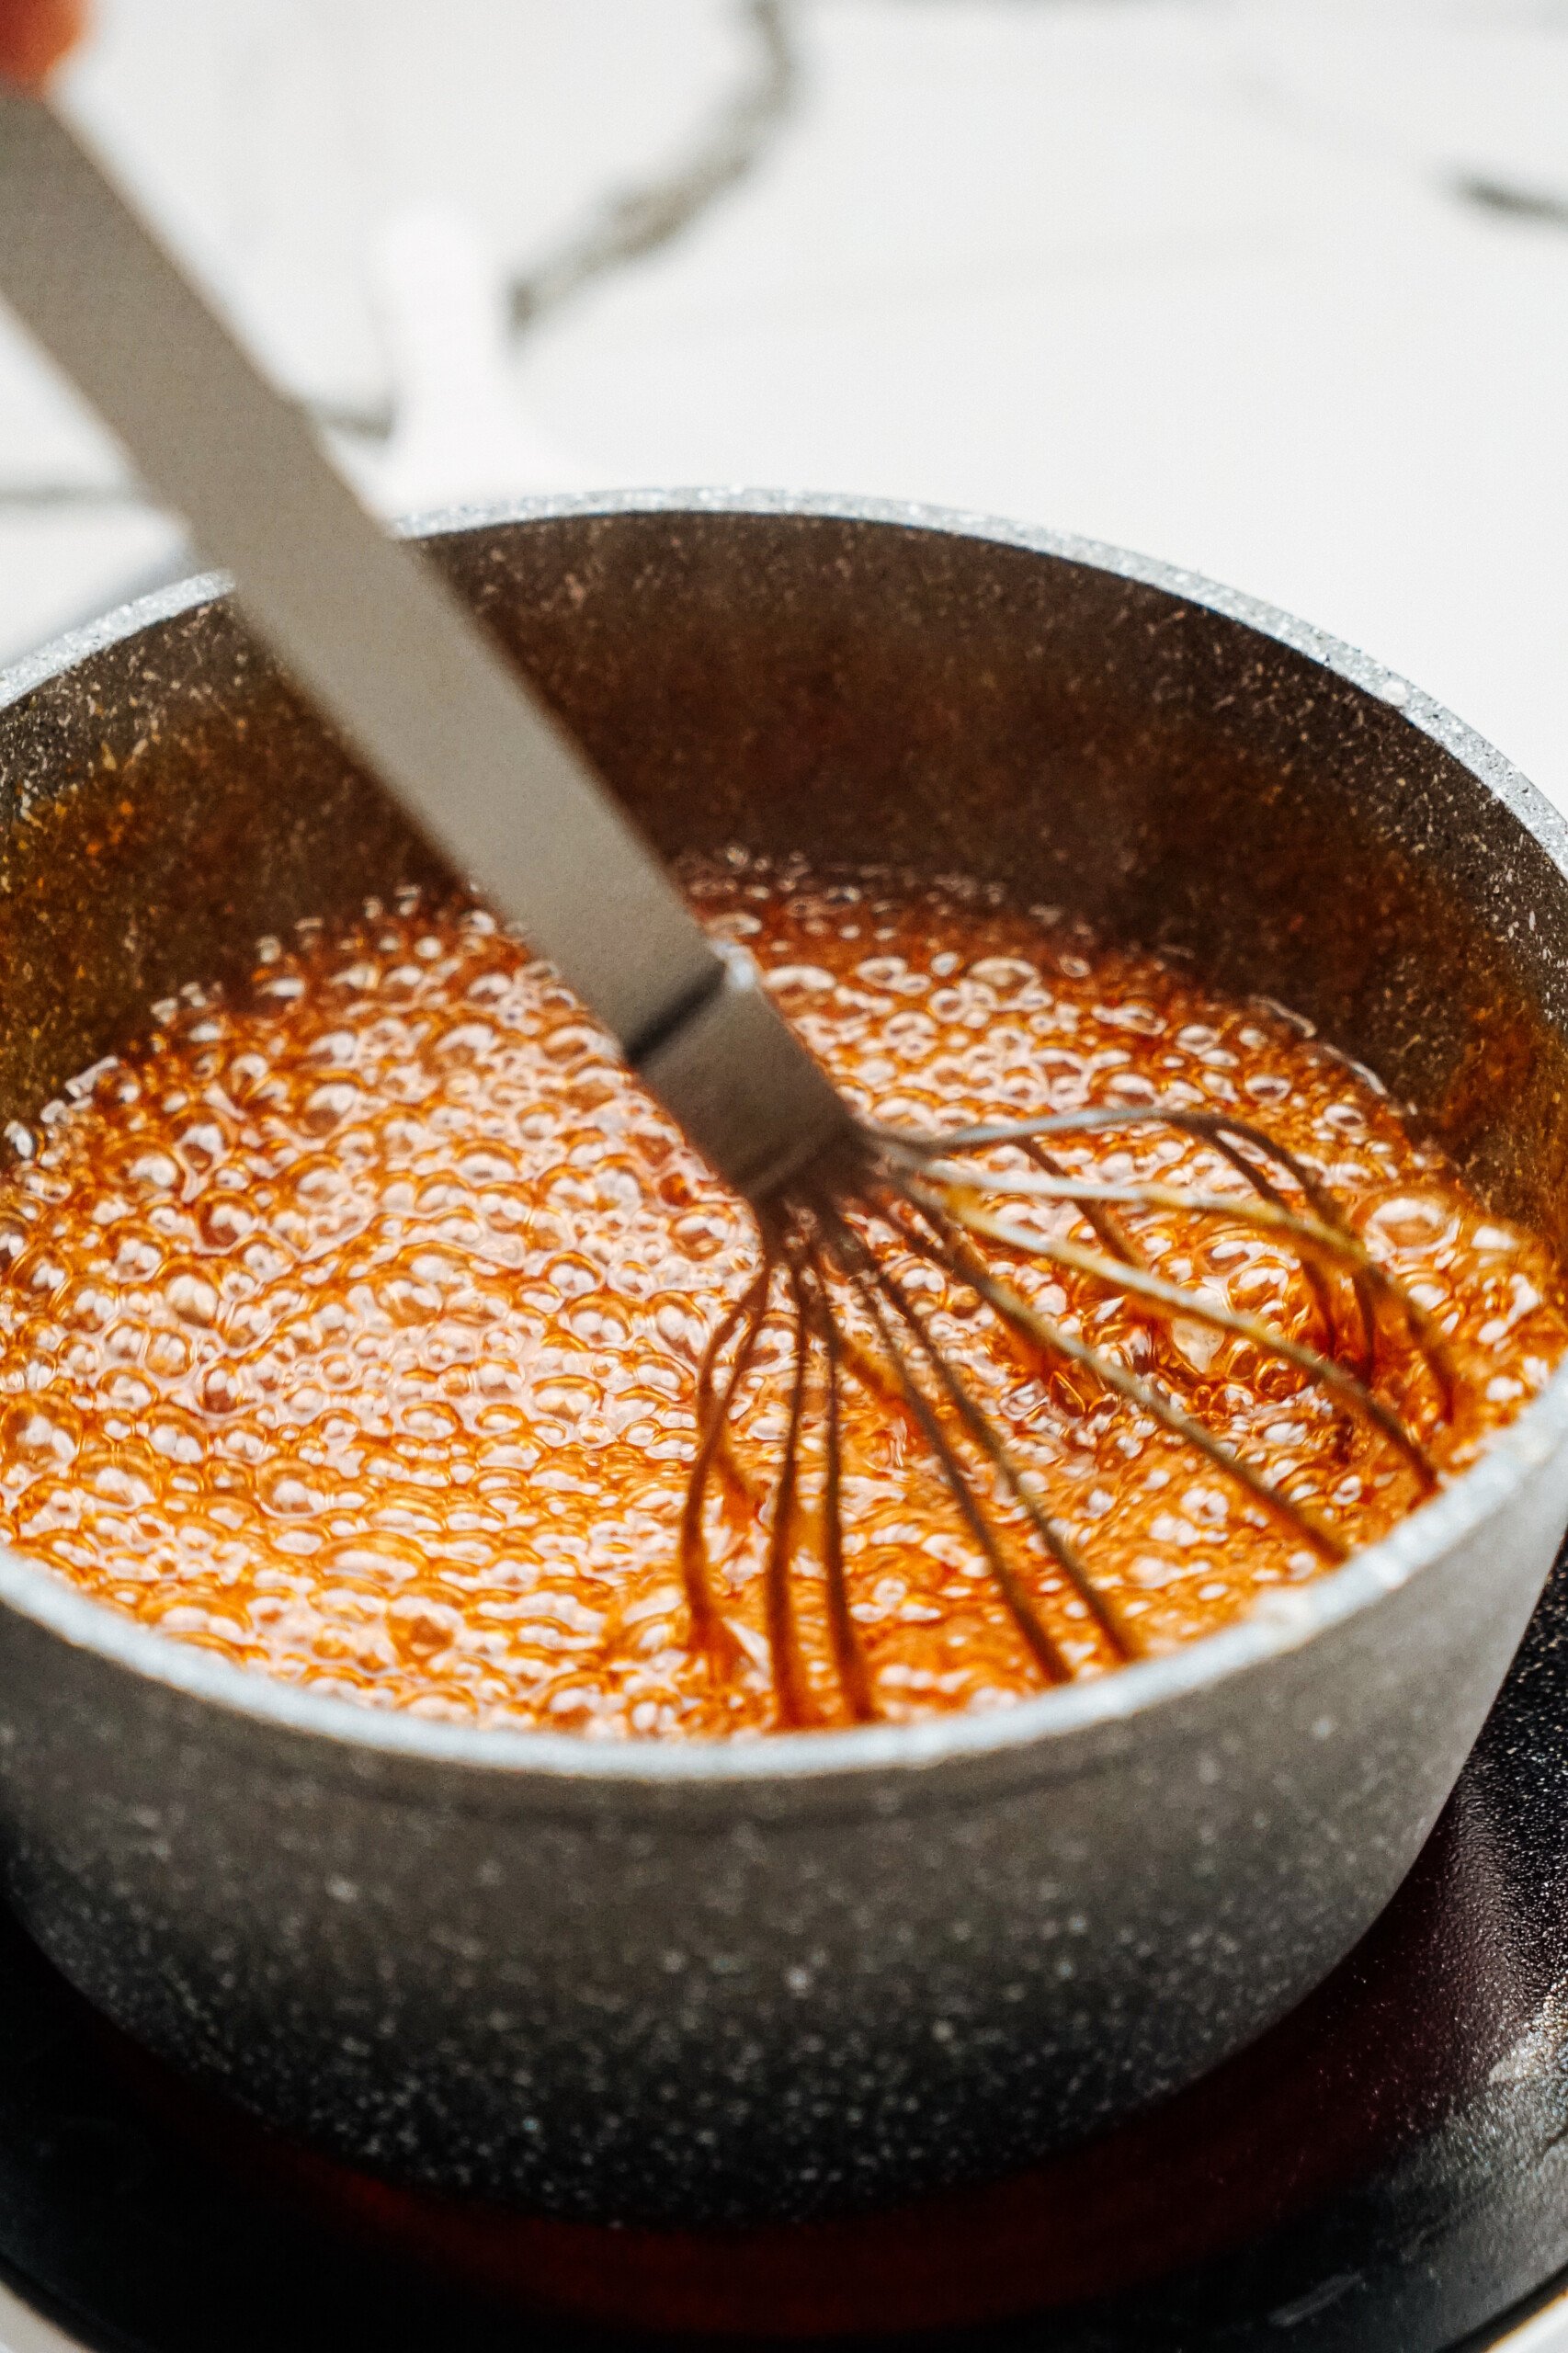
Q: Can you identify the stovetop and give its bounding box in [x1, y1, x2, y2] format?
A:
[6, 1552, 1568, 2350]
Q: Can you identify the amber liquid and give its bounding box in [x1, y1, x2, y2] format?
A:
[0, 858, 1561, 1735]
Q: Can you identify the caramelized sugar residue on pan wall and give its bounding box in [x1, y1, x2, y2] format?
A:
[0, 858, 1563, 1736]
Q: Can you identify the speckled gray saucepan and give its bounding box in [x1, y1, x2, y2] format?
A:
[1, 495, 1567, 2230]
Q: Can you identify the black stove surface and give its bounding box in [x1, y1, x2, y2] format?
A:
[5, 1551, 1568, 2351]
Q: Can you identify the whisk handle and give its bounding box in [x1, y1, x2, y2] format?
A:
[0, 94, 850, 1203]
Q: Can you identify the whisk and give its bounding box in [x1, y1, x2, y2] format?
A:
[0, 98, 1443, 1728]
[677, 1097, 1449, 1726]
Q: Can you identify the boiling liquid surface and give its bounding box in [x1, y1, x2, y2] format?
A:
[0, 860, 1562, 1735]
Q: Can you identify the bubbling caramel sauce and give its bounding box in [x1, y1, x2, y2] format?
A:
[0, 858, 1562, 1737]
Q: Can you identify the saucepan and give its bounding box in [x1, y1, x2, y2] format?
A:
[0, 493, 1565, 2227]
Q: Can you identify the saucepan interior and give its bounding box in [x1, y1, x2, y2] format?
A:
[4, 495, 1567, 1768]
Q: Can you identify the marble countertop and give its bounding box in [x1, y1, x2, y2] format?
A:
[3, 0, 1565, 806]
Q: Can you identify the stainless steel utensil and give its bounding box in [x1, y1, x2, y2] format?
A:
[0, 91, 848, 1204]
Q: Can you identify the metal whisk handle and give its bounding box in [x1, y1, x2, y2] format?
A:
[0, 93, 852, 1206]
[640, 947, 856, 1202]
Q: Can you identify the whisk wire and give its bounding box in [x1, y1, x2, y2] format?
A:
[931, 1190, 1437, 1490]
[1200, 1126, 1366, 1380]
[901, 1187, 1349, 1563]
[761, 1256, 814, 1727]
[679, 1256, 772, 1676]
[858, 1191, 1142, 1661]
[903, 1157, 1455, 1414]
[677, 1091, 1456, 1726]
[825, 1210, 1074, 1688]
[808, 1261, 877, 1723]
[1020, 1136, 1142, 1269]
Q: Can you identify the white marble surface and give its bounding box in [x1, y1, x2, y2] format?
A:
[1, 4, 1567, 2344]
[1512, 2289, 1568, 2353]
[0, 2282, 94, 2353]
[3, 0, 1567, 805]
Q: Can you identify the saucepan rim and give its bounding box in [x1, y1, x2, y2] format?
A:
[2, 487, 1565, 1788]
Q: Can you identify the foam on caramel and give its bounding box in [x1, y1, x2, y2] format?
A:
[0, 857, 1562, 1735]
